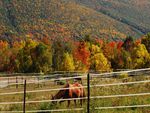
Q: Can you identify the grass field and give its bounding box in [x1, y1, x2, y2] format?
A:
[0, 74, 150, 113]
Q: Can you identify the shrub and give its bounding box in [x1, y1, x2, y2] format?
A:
[38, 102, 55, 113]
[118, 73, 129, 79]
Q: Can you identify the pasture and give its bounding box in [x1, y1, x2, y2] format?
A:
[0, 69, 150, 113]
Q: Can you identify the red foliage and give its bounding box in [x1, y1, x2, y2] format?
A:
[7, 54, 17, 72]
[0, 40, 8, 50]
[108, 41, 116, 48]
[41, 37, 51, 45]
[95, 39, 103, 46]
[117, 41, 123, 50]
[73, 42, 90, 65]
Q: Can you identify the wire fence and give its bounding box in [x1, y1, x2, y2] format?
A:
[1, 68, 150, 88]
[1, 92, 150, 105]
[0, 68, 150, 112]
[1, 79, 150, 96]
[0, 108, 84, 113]
[1, 68, 150, 87]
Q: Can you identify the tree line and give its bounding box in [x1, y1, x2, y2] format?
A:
[0, 33, 150, 73]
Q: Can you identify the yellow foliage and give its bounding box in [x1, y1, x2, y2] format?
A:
[74, 60, 89, 72]
[61, 52, 75, 71]
[90, 44, 111, 71]
[25, 39, 38, 49]
[133, 44, 150, 68]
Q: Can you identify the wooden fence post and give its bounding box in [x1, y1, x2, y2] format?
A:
[23, 80, 26, 113]
[87, 73, 90, 113]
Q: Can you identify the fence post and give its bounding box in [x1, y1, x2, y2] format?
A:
[23, 80, 26, 113]
[16, 77, 18, 89]
[87, 73, 90, 113]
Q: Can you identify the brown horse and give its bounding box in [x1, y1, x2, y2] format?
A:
[51, 82, 86, 107]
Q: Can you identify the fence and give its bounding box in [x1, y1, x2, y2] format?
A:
[0, 68, 150, 112]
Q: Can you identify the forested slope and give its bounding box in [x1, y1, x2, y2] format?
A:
[0, 0, 144, 42]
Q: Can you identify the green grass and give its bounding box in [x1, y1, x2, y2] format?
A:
[0, 75, 150, 113]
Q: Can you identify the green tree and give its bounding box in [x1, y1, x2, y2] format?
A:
[16, 39, 37, 72]
[141, 33, 150, 53]
[52, 40, 66, 71]
[121, 49, 133, 69]
[31, 43, 52, 73]
[122, 36, 135, 52]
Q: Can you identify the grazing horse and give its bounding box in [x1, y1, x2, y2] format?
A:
[51, 82, 86, 107]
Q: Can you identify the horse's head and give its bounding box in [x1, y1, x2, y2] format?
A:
[51, 84, 69, 105]
[51, 94, 57, 104]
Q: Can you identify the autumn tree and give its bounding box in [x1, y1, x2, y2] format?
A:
[90, 44, 111, 71]
[73, 41, 90, 71]
[0, 40, 10, 71]
[16, 39, 38, 72]
[121, 49, 133, 69]
[52, 40, 74, 71]
[110, 37, 135, 69]
[141, 33, 150, 53]
[132, 44, 150, 68]
[122, 36, 135, 52]
[30, 43, 52, 73]
[6, 41, 25, 72]
[61, 52, 75, 71]
[102, 41, 116, 61]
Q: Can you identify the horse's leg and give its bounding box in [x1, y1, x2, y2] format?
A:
[59, 100, 64, 105]
[80, 94, 83, 106]
[78, 94, 82, 106]
[74, 100, 77, 106]
[67, 100, 70, 107]
[80, 98, 82, 106]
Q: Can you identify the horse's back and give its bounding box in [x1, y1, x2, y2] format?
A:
[69, 83, 85, 97]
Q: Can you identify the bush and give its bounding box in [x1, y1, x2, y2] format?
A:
[118, 73, 129, 79]
[38, 102, 55, 113]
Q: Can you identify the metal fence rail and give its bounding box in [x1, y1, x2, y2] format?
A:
[91, 68, 150, 77]
[1, 92, 150, 105]
[95, 104, 150, 110]
[0, 108, 84, 113]
[1, 79, 150, 96]
[0, 68, 150, 112]
[1, 74, 87, 87]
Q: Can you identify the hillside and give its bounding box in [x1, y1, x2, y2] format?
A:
[75, 0, 150, 34]
[0, 0, 143, 42]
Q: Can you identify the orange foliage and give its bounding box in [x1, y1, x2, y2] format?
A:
[108, 41, 116, 48]
[117, 41, 123, 50]
[41, 37, 51, 45]
[135, 39, 141, 45]
[74, 42, 90, 65]
[95, 39, 103, 46]
[0, 40, 8, 50]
